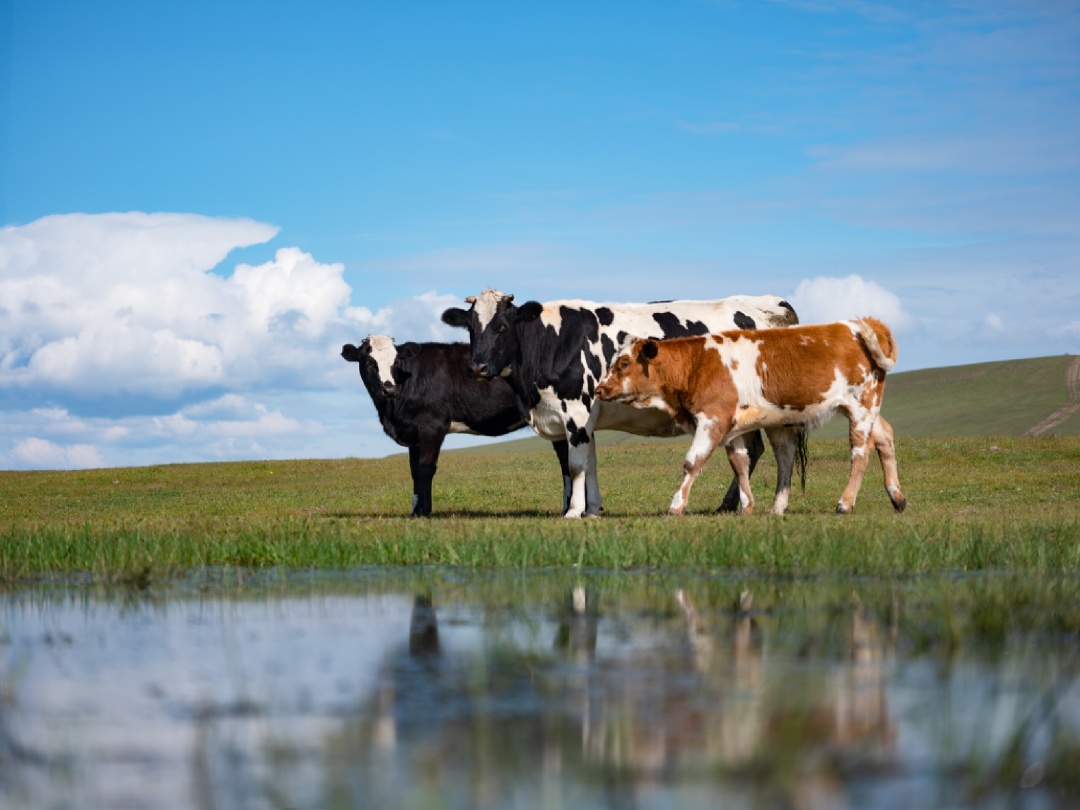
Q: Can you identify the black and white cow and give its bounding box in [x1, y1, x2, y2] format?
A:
[342, 336, 571, 517]
[442, 290, 802, 518]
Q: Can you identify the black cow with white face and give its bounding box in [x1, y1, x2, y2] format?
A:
[442, 290, 802, 518]
[342, 335, 572, 517]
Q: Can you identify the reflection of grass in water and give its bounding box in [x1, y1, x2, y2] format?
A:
[933, 640, 1080, 802]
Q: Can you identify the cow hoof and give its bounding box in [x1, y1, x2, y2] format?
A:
[892, 496, 907, 513]
[835, 504, 851, 515]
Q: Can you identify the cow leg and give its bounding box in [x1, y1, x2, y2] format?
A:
[836, 416, 874, 515]
[765, 426, 798, 515]
[715, 429, 765, 513]
[670, 418, 723, 516]
[583, 440, 603, 517]
[408, 446, 422, 514]
[411, 434, 445, 517]
[563, 438, 593, 519]
[551, 439, 573, 515]
[871, 416, 907, 512]
[723, 435, 755, 516]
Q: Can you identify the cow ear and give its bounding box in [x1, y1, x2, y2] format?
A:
[516, 301, 543, 323]
[341, 344, 360, 363]
[442, 308, 469, 328]
[397, 342, 421, 359]
[640, 340, 659, 361]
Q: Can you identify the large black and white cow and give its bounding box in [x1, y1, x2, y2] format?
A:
[442, 290, 802, 518]
[342, 336, 571, 517]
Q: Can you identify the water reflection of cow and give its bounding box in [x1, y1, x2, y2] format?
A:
[335, 594, 583, 809]
[570, 587, 897, 805]
[332, 589, 896, 808]
[675, 588, 897, 807]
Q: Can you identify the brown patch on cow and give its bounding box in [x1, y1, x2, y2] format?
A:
[747, 322, 881, 411]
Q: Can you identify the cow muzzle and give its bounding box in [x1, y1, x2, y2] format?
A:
[595, 383, 618, 401]
[469, 362, 494, 381]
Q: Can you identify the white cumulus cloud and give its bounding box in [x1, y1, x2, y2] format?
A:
[10, 437, 104, 470]
[344, 290, 463, 343]
[0, 213, 357, 397]
[0, 212, 478, 469]
[790, 275, 914, 331]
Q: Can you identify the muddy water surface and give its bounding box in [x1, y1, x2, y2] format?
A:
[2, 568, 1078, 809]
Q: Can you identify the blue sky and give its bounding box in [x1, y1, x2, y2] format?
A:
[2, 0, 1078, 470]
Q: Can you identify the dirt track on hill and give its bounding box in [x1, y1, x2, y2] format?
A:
[1024, 356, 1080, 437]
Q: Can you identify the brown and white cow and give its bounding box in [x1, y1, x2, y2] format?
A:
[594, 318, 907, 516]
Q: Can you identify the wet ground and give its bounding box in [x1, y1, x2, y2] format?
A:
[2, 567, 1078, 809]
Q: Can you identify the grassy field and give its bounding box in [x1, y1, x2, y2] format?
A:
[2, 433, 1079, 582]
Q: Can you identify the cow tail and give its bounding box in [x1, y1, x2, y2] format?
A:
[796, 428, 809, 492]
[857, 318, 897, 372]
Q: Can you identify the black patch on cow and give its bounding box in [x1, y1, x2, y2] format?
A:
[581, 393, 592, 411]
[616, 330, 628, 346]
[584, 344, 601, 380]
[600, 333, 616, 366]
[517, 301, 544, 323]
[596, 307, 614, 327]
[566, 418, 590, 447]
[734, 311, 757, 330]
[648, 299, 673, 304]
[548, 307, 600, 402]
[561, 400, 568, 413]
[653, 312, 709, 338]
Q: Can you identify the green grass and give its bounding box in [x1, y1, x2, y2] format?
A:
[2, 435, 1079, 582]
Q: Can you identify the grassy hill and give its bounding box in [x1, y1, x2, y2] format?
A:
[449, 354, 1080, 456]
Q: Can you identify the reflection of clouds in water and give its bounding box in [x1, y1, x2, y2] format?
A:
[2, 594, 414, 810]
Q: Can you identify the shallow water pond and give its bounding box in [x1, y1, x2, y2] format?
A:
[2, 568, 1079, 809]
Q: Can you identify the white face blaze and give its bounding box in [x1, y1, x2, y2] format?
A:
[365, 334, 398, 389]
[473, 288, 509, 331]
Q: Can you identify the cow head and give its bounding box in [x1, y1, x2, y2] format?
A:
[595, 338, 659, 406]
[442, 288, 533, 381]
[342, 335, 399, 400]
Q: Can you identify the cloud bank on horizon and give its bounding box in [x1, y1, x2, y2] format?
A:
[2, 0, 1077, 469]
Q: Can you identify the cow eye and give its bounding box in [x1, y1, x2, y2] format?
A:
[496, 324, 507, 334]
